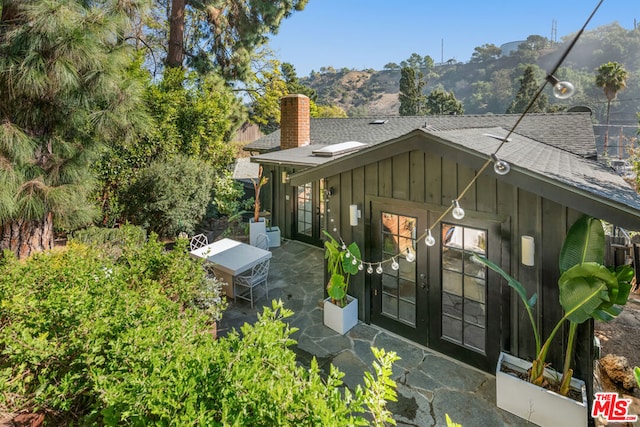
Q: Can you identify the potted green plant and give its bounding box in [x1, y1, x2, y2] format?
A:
[473, 216, 633, 427]
[323, 230, 361, 334]
[249, 165, 268, 246]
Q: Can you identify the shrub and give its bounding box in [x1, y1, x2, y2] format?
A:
[121, 155, 215, 238]
[0, 239, 399, 425]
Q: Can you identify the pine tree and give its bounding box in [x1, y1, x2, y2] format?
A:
[0, 0, 148, 258]
[166, 0, 308, 81]
[506, 66, 548, 114]
[399, 67, 426, 116]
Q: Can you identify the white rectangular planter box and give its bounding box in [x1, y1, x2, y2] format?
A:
[496, 352, 588, 427]
[323, 296, 358, 335]
[249, 218, 266, 246]
[265, 226, 281, 248]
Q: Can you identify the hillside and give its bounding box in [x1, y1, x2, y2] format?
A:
[300, 23, 640, 129]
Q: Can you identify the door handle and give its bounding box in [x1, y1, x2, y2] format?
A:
[419, 273, 427, 289]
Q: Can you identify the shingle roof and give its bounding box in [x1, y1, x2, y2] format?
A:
[244, 113, 597, 158]
[249, 112, 640, 229]
[429, 127, 640, 213]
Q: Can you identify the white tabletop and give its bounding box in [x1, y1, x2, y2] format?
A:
[190, 238, 272, 275]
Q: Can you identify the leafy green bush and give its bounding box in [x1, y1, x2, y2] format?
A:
[121, 155, 215, 238]
[70, 224, 147, 258]
[0, 240, 398, 425]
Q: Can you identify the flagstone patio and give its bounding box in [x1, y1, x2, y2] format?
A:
[218, 239, 531, 426]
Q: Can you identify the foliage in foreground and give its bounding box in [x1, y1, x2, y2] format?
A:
[0, 234, 398, 425]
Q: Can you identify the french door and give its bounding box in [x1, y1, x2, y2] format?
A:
[370, 198, 506, 372]
[293, 180, 325, 246]
[370, 202, 428, 343]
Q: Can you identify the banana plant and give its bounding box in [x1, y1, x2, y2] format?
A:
[323, 230, 361, 307]
[473, 216, 633, 396]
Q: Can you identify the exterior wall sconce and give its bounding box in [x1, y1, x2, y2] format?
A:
[323, 187, 334, 198]
[521, 235, 535, 266]
[349, 204, 361, 226]
[281, 171, 289, 184]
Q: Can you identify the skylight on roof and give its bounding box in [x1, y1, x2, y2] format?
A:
[369, 119, 388, 125]
[312, 141, 367, 157]
[483, 133, 512, 142]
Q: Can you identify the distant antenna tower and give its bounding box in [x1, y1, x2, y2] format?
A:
[551, 19, 557, 45]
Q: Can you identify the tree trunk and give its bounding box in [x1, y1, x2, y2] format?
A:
[167, 0, 186, 68]
[0, 212, 54, 260]
[603, 100, 612, 155]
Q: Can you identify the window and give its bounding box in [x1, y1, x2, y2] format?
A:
[440, 223, 487, 353]
[296, 183, 313, 236]
[381, 212, 417, 326]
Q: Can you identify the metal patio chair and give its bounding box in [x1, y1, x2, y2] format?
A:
[254, 233, 270, 250]
[234, 259, 270, 308]
[190, 233, 209, 251]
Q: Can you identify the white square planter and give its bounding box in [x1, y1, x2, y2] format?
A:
[249, 218, 266, 246]
[323, 296, 358, 335]
[496, 352, 588, 427]
[265, 226, 281, 248]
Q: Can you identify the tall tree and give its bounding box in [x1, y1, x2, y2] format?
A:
[506, 65, 548, 114]
[281, 62, 317, 101]
[425, 89, 464, 115]
[595, 61, 629, 154]
[399, 67, 426, 116]
[165, 0, 308, 81]
[0, 0, 148, 258]
[469, 43, 502, 63]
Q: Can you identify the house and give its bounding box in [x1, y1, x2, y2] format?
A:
[244, 94, 640, 401]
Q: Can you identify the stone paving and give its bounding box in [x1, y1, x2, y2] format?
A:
[218, 240, 531, 426]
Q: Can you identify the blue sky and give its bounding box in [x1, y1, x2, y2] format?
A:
[267, 0, 637, 77]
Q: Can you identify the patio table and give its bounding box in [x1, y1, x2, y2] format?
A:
[189, 238, 272, 298]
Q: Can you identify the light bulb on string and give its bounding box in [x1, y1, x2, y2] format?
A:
[491, 153, 511, 176]
[351, 257, 357, 266]
[547, 75, 575, 99]
[345, 251, 350, 258]
[367, 264, 373, 274]
[424, 229, 436, 247]
[358, 262, 364, 271]
[376, 263, 383, 274]
[452, 200, 465, 220]
[406, 248, 415, 262]
[391, 258, 399, 270]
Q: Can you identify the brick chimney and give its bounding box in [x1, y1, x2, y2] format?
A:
[280, 94, 310, 150]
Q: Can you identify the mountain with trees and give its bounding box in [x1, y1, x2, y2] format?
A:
[300, 23, 640, 130]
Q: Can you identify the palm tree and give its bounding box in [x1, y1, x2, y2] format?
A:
[595, 62, 629, 156]
[0, 0, 148, 259]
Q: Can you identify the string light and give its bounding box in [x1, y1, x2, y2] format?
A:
[547, 75, 575, 100]
[491, 153, 511, 176]
[424, 229, 436, 247]
[451, 200, 465, 220]
[406, 248, 415, 262]
[319, 0, 600, 275]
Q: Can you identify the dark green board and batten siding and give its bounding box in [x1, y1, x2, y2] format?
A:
[262, 141, 592, 389]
